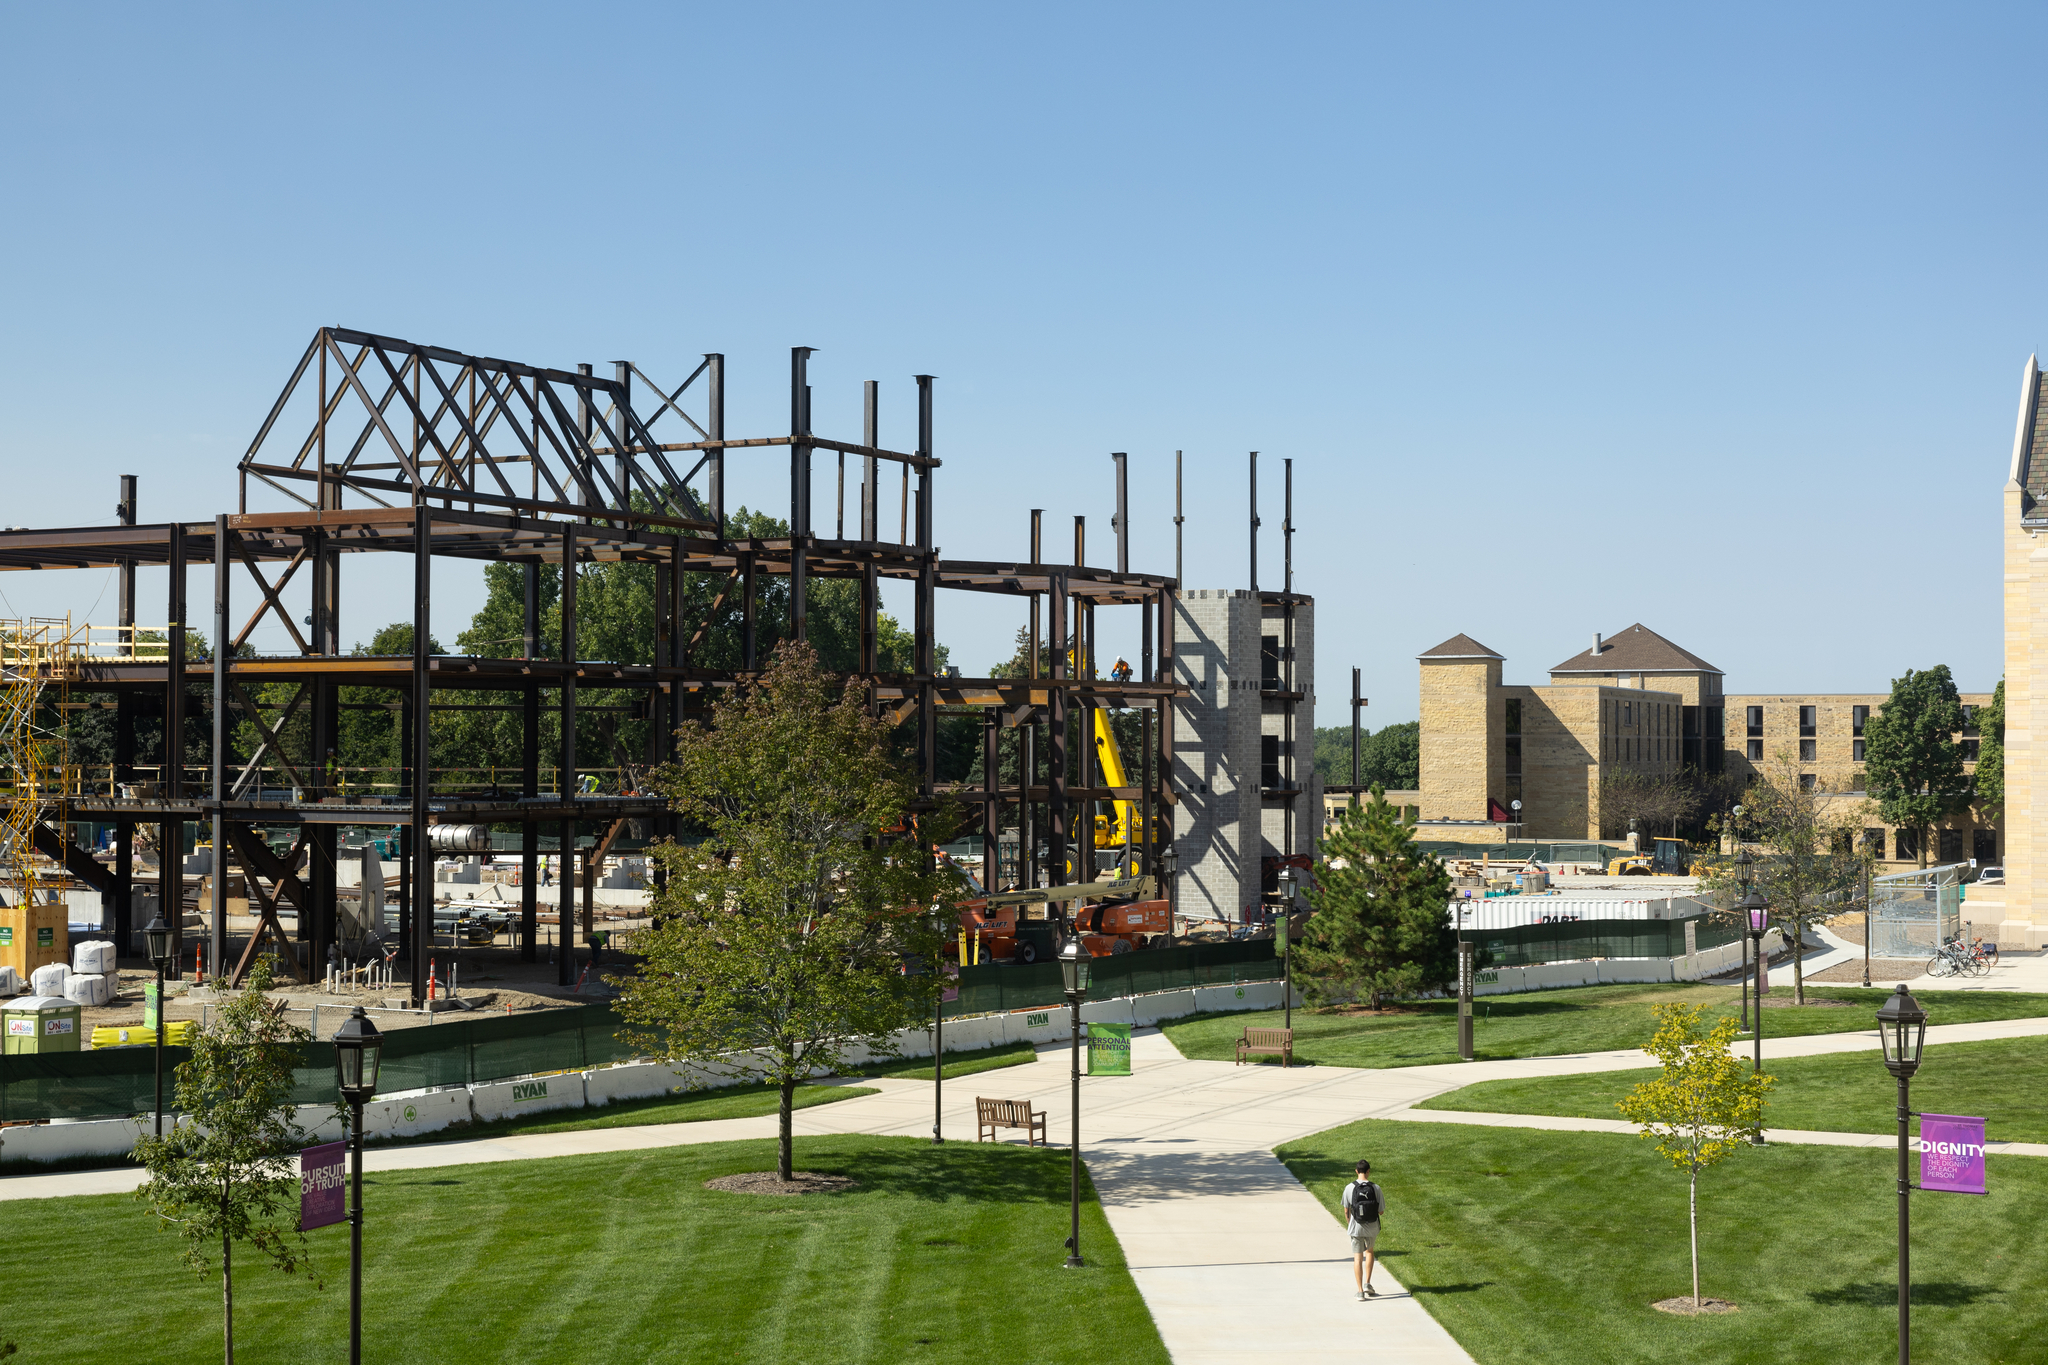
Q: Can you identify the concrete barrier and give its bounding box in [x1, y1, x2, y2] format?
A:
[1004, 1004, 1072, 1045]
[1079, 998, 1136, 1026]
[1132, 989, 1198, 1025]
[0, 1115, 147, 1165]
[469, 1074, 582, 1125]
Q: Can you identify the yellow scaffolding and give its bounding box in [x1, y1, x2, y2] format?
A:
[0, 617, 80, 912]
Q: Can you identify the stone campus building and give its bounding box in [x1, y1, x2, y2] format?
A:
[1411, 622, 1997, 878]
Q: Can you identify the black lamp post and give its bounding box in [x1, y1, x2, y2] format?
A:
[144, 914, 173, 1139]
[1733, 842, 1754, 1033]
[932, 901, 948, 1146]
[1743, 891, 1768, 1100]
[332, 1006, 384, 1365]
[1276, 865, 1298, 1035]
[1877, 984, 1928, 1365]
[1058, 935, 1090, 1269]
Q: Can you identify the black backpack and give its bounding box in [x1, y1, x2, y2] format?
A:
[1346, 1180, 1381, 1223]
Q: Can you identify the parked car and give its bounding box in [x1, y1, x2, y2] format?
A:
[1977, 867, 2005, 885]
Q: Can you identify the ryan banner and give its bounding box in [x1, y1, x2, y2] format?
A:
[1918, 1114, 1988, 1195]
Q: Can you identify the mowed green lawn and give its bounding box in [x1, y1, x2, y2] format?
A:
[1418, 1034, 2048, 1142]
[0, 1137, 1167, 1365]
[1280, 1119, 2046, 1365]
[1163, 983, 2048, 1069]
[395, 1080, 881, 1145]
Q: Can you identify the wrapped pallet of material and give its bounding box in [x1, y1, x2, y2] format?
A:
[64, 972, 111, 1007]
[31, 962, 69, 998]
[0, 965, 19, 996]
[73, 940, 117, 977]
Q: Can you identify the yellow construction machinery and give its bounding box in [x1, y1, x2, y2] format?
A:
[1089, 709, 1146, 850]
[0, 618, 77, 936]
[1607, 837, 1699, 877]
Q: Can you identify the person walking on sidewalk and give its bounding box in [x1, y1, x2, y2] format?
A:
[1344, 1159, 1385, 1299]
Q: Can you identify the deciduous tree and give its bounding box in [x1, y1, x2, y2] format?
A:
[1616, 1005, 1772, 1311]
[614, 642, 958, 1180]
[1862, 665, 1970, 869]
[132, 959, 328, 1365]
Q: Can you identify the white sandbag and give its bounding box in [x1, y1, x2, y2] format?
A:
[64, 972, 109, 1007]
[31, 963, 69, 997]
[73, 940, 117, 977]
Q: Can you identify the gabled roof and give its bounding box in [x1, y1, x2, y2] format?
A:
[1418, 633, 1503, 661]
[1549, 624, 1721, 676]
[2011, 354, 2048, 516]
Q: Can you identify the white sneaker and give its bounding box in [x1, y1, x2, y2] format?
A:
[1356, 1290, 1367, 1301]
[1365, 1284, 1378, 1297]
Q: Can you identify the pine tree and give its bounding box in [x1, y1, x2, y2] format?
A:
[1295, 788, 1456, 1009]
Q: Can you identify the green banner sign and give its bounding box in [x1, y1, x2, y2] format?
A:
[1087, 1022, 1132, 1076]
[143, 981, 160, 1030]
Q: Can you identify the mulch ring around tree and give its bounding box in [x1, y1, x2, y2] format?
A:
[704, 1171, 860, 1196]
[1758, 997, 1850, 1008]
[1652, 1297, 1740, 1315]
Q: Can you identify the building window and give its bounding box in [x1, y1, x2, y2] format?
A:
[1799, 706, 1817, 737]
[1623, 702, 1633, 727]
[1853, 704, 1869, 736]
[1962, 739, 1980, 762]
[1853, 769, 1866, 791]
[1505, 698, 1521, 734]
[1853, 739, 1865, 761]
[1940, 829, 1964, 863]
[1261, 635, 1280, 689]
[1747, 739, 1763, 760]
[1746, 706, 1763, 737]
[1800, 739, 1816, 762]
[1962, 705, 1978, 736]
[1864, 828, 1887, 859]
[1895, 828, 1920, 863]
[1505, 736, 1522, 776]
[1975, 829, 1998, 863]
[1261, 735, 1280, 789]
[1799, 773, 1816, 791]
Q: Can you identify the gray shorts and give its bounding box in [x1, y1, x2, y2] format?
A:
[1350, 1222, 1380, 1253]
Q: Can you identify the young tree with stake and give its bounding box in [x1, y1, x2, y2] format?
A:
[615, 643, 958, 1182]
[133, 958, 328, 1365]
[1616, 1005, 1772, 1312]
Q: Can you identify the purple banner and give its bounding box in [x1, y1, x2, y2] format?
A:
[1918, 1114, 1988, 1195]
[300, 1141, 348, 1230]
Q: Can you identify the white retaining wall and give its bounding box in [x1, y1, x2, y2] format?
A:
[2, 979, 1302, 1167]
[1471, 930, 1785, 997]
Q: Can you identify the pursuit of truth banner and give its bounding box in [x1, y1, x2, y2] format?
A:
[300, 1141, 348, 1230]
[1918, 1114, 1988, 1195]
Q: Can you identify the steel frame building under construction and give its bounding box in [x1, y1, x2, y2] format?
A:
[0, 327, 1185, 1005]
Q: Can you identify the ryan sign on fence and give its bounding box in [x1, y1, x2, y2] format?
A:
[300, 1141, 348, 1231]
[1918, 1114, 1988, 1195]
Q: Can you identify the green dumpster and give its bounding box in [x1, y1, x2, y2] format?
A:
[3, 996, 83, 1054]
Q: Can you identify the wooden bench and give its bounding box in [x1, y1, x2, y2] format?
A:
[1236, 1027, 1293, 1067]
[976, 1097, 1049, 1146]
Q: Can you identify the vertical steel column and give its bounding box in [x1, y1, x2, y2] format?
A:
[1073, 518, 1092, 884]
[1111, 452, 1128, 574]
[1351, 668, 1363, 801]
[706, 354, 725, 534]
[1048, 576, 1068, 891]
[1174, 451, 1184, 588]
[1022, 723, 1038, 890]
[613, 362, 633, 520]
[916, 375, 937, 794]
[790, 347, 814, 642]
[1248, 451, 1259, 595]
[1142, 705, 1155, 879]
[741, 551, 758, 671]
[862, 381, 879, 541]
[113, 477, 137, 956]
[982, 710, 998, 889]
[1161, 585, 1177, 927]
[209, 516, 230, 984]
[409, 504, 432, 1006]
[1283, 457, 1295, 862]
[521, 562, 540, 962]
[164, 523, 187, 978]
[308, 520, 337, 963]
[559, 524, 579, 988]
[575, 363, 597, 509]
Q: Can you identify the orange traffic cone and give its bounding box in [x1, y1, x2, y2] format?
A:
[426, 959, 438, 1002]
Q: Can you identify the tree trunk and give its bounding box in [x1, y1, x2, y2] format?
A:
[778, 1073, 795, 1181]
[1918, 827, 1928, 870]
[222, 1223, 234, 1365]
[1793, 919, 1806, 1006]
[1689, 1162, 1700, 1310]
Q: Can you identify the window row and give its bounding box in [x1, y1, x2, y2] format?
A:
[1861, 827, 1997, 863]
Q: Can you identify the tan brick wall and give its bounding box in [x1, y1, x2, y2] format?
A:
[2006, 479, 2037, 935]
[1419, 657, 1500, 821]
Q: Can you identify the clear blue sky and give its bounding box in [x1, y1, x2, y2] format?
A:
[2, 4, 2042, 723]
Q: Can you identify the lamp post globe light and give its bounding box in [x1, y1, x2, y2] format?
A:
[332, 1006, 384, 1365]
[1876, 985, 1928, 1365]
[143, 914, 173, 1139]
[1510, 797, 1522, 842]
[1058, 935, 1090, 1269]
